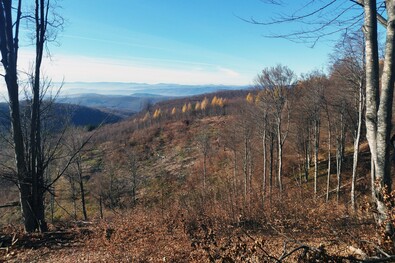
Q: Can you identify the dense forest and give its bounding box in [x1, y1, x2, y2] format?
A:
[2, 0, 395, 262]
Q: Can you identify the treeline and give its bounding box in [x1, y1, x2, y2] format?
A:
[145, 95, 227, 121]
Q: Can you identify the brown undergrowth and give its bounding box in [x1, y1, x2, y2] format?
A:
[0, 192, 382, 262]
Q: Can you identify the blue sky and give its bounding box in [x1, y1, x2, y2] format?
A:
[11, 0, 357, 88]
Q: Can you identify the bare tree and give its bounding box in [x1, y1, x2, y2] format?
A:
[255, 64, 296, 192]
[291, 89, 312, 185]
[64, 128, 89, 221]
[1, 0, 33, 232]
[299, 71, 328, 197]
[330, 31, 365, 210]
[233, 105, 254, 208]
[0, 0, 96, 232]
[255, 92, 269, 206]
[362, 0, 395, 227]
[335, 101, 347, 202]
[324, 99, 333, 202]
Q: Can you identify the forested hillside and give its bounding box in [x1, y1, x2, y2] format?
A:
[2, 0, 395, 262]
[0, 102, 123, 129]
[0, 63, 392, 261]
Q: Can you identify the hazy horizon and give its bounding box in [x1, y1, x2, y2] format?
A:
[0, 81, 250, 102]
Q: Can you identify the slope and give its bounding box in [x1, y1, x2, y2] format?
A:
[0, 90, 386, 262]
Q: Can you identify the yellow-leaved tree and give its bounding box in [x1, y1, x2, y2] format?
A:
[182, 103, 188, 113]
[217, 98, 225, 108]
[211, 96, 218, 106]
[246, 93, 254, 103]
[201, 97, 209, 111]
[195, 102, 201, 111]
[153, 109, 162, 119]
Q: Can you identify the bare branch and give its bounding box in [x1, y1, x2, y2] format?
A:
[350, 0, 388, 26]
[0, 201, 20, 208]
[240, 0, 338, 26]
[238, 0, 385, 46]
[44, 129, 95, 192]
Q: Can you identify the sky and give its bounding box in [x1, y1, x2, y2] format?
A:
[1, 0, 360, 94]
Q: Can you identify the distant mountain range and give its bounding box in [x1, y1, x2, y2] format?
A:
[59, 82, 250, 97]
[57, 82, 250, 114]
[58, 93, 173, 116]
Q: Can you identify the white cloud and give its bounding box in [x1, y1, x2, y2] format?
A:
[0, 51, 254, 98]
[217, 67, 241, 78]
[44, 54, 251, 85]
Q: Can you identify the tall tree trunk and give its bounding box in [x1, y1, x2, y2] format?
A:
[0, 0, 62, 232]
[336, 143, 342, 203]
[326, 115, 332, 202]
[29, 0, 47, 233]
[0, 0, 37, 232]
[336, 111, 345, 203]
[277, 118, 283, 192]
[70, 177, 77, 220]
[305, 126, 311, 182]
[304, 140, 309, 183]
[50, 185, 55, 223]
[248, 139, 253, 211]
[243, 134, 248, 206]
[314, 117, 320, 197]
[262, 132, 267, 206]
[364, 0, 395, 225]
[16, 0, 49, 233]
[233, 147, 237, 199]
[351, 81, 364, 211]
[269, 134, 274, 203]
[371, 158, 376, 199]
[77, 160, 88, 221]
[79, 178, 87, 221]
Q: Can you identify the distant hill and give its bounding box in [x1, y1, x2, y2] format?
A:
[54, 103, 123, 126]
[0, 102, 123, 129]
